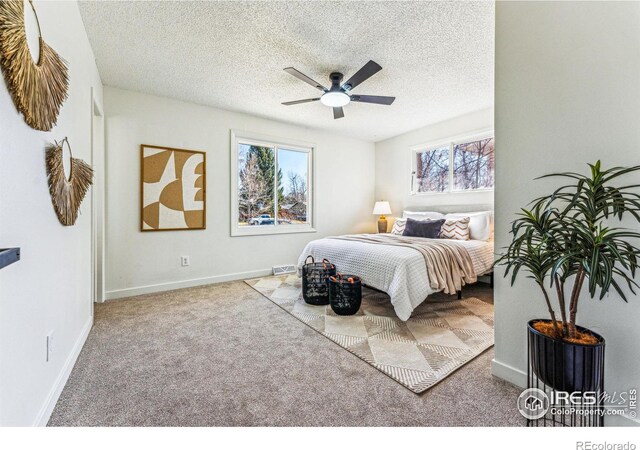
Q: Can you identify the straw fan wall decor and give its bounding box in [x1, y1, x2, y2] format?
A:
[0, 0, 69, 131]
[141, 144, 206, 231]
[45, 138, 93, 226]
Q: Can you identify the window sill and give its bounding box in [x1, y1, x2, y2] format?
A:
[410, 189, 494, 196]
[231, 226, 317, 237]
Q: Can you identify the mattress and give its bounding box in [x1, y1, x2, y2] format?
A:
[297, 234, 494, 321]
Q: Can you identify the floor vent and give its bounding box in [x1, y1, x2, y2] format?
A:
[272, 265, 296, 276]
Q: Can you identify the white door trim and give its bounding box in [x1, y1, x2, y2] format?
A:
[91, 88, 105, 304]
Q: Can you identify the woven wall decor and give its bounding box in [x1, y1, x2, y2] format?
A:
[0, 0, 69, 131]
[46, 138, 93, 226]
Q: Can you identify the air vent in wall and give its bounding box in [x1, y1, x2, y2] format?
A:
[272, 265, 297, 276]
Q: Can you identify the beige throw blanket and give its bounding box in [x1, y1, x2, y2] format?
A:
[329, 234, 477, 294]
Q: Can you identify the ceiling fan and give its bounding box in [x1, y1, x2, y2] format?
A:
[281, 60, 395, 119]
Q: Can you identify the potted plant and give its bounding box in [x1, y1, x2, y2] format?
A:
[497, 161, 640, 392]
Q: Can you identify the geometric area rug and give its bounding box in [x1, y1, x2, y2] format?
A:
[245, 275, 494, 394]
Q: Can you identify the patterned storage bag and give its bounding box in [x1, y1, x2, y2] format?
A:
[328, 274, 362, 316]
[301, 255, 336, 305]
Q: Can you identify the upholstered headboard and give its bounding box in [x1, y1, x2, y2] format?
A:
[400, 205, 494, 241]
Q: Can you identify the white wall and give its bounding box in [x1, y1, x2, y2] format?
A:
[0, 1, 103, 426]
[104, 87, 375, 299]
[494, 1, 640, 426]
[374, 108, 494, 220]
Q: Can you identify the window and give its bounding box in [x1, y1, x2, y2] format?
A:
[411, 133, 494, 194]
[453, 138, 495, 190]
[415, 145, 450, 192]
[231, 131, 314, 236]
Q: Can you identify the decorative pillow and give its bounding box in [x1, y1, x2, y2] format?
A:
[439, 217, 471, 240]
[402, 210, 445, 221]
[402, 218, 445, 239]
[445, 211, 493, 241]
[391, 218, 407, 235]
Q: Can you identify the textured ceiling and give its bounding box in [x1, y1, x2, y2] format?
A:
[78, 1, 494, 142]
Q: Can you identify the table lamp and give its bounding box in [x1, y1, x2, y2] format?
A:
[372, 201, 392, 233]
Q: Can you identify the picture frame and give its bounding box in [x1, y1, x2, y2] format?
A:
[140, 144, 206, 231]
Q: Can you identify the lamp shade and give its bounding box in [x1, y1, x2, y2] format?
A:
[372, 201, 392, 215]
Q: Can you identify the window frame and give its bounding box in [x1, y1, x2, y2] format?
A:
[409, 129, 494, 196]
[230, 130, 316, 237]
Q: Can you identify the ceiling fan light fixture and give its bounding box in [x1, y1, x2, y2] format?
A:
[320, 91, 350, 107]
[282, 61, 394, 119]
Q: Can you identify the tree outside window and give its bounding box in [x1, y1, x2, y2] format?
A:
[413, 135, 494, 194]
[453, 138, 494, 190]
[236, 139, 311, 232]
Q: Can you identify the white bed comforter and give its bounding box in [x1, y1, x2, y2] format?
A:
[297, 234, 494, 321]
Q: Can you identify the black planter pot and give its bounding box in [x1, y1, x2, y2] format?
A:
[528, 319, 605, 393]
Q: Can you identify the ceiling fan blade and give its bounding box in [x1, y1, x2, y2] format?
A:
[333, 107, 345, 119]
[342, 60, 382, 91]
[350, 95, 395, 105]
[282, 98, 321, 106]
[284, 67, 328, 92]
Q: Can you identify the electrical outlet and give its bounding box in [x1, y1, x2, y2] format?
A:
[181, 256, 190, 267]
[46, 332, 54, 362]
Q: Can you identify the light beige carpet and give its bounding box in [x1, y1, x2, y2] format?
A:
[246, 275, 495, 393]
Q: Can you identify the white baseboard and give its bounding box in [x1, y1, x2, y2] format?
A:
[491, 358, 527, 388]
[34, 315, 93, 427]
[104, 268, 273, 301]
[492, 358, 640, 426]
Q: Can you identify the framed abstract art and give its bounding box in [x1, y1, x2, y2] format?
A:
[140, 144, 206, 231]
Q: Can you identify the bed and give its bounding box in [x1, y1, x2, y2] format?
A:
[297, 209, 494, 321]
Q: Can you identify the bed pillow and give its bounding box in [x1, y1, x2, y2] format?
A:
[402, 218, 445, 239]
[402, 210, 445, 221]
[391, 218, 407, 235]
[439, 217, 471, 240]
[444, 211, 492, 241]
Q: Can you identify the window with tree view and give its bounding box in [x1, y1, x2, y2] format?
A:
[413, 135, 494, 193]
[235, 136, 311, 235]
[415, 145, 450, 192]
[453, 138, 494, 190]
